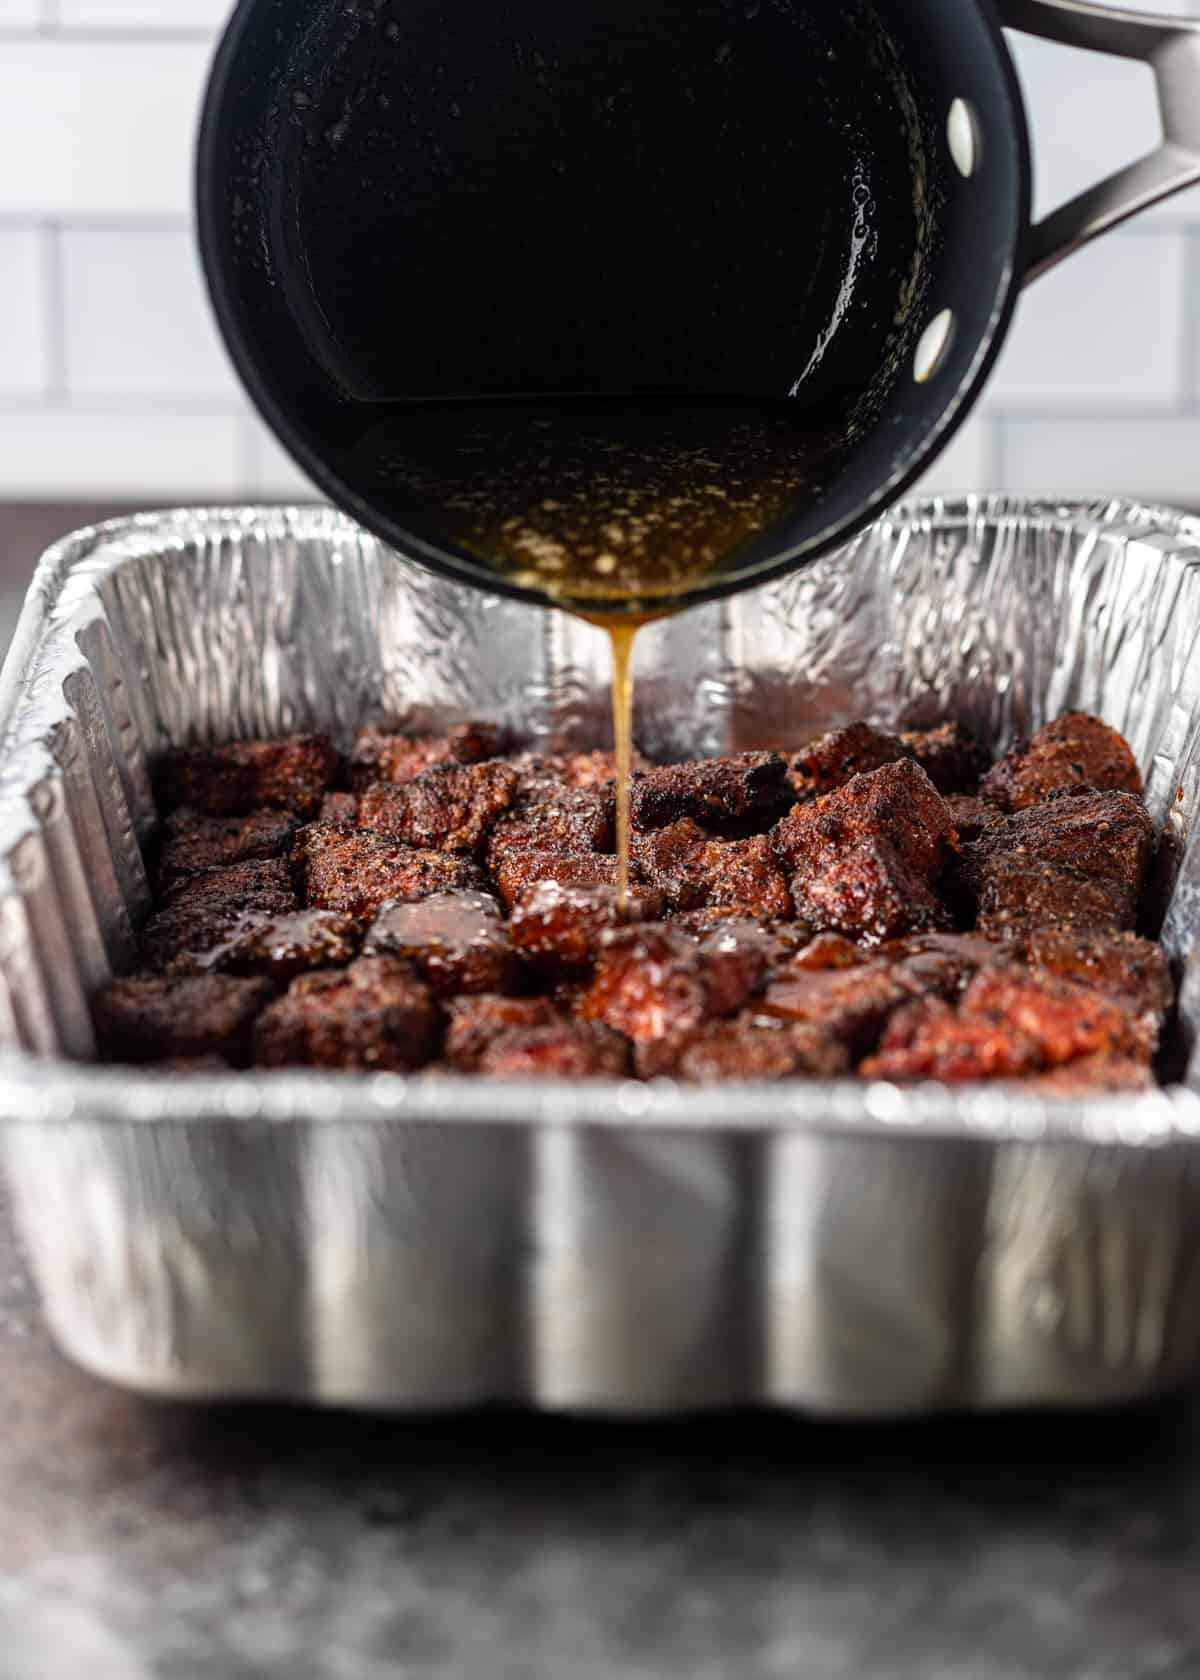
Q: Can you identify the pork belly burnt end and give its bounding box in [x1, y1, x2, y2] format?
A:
[976, 860, 1135, 940]
[678, 1014, 850, 1081]
[632, 819, 792, 921]
[364, 890, 519, 995]
[254, 957, 440, 1071]
[787, 723, 911, 800]
[158, 734, 340, 818]
[982, 712, 1142, 812]
[509, 880, 665, 974]
[93, 973, 274, 1065]
[140, 858, 297, 971]
[791, 837, 950, 944]
[630, 752, 790, 833]
[900, 722, 990, 795]
[349, 721, 505, 793]
[494, 850, 634, 912]
[357, 760, 519, 855]
[477, 1020, 631, 1078]
[860, 999, 1044, 1083]
[963, 789, 1153, 900]
[773, 759, 954, 881]
[487, 785, 614, 870]
[156, 807, 299, 888]
[296, 823, 485, 919]
[208, 909, 362, 985]
[444, 994, 560, 1072]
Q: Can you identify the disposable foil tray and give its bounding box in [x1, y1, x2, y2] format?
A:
[4, 499, 1200, 1415]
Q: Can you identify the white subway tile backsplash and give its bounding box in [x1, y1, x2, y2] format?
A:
[0, 230, 48, 396]
[62, 227, 237, 397]
[0, 40, 211, 214]
[0, 0, 40, 27]
[56, 0, 231, 27]
[0, 409, 242, 496]
[997, 417, 1200, 502]
[987, 231, 1185, 408]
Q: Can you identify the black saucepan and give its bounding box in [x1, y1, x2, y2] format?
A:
[197, 0, 1200, 616]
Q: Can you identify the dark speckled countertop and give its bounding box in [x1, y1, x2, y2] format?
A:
[1, 1183, 1199, 1680]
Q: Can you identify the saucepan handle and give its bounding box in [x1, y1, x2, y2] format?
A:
[999, 0, 1200, 282]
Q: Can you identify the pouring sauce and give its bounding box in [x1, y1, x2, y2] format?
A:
[347, 394, 845, 905]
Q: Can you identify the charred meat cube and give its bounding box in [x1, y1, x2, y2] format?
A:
[678, 1013, 850, 1081]
[158, 734, 340, 818]
[630, 751, 790, 834]
[254, 956, 440, 1071]
[1020, 928, 1172, 1037]
[1021, 1055, 1155, 1094]
[963, 789, 1153, 902]
[900, 722, 990, 796]
[787, 722, 911, 800]
[943, 793, 1000, 845]
[860, 998, 1043, 1083]
[319, 791, 359, 829]
[581, 924, 766, 1061]
[512, 748, 652, 792]
[363, 890, 519, 996]
[976, 859, 1135, 940]
[208, 909, 362, 986]
[635, 821, 793, 922]
[140, 858, 297, 972]
[296, 823, 485, 919]
[444, 993, 560, 1071]
[791, 837, 950, 945]
[477, 1020, 631, 1079]
[961, 965, 1153, 1065]
[670, 908, 814, 954]
[787, 931, 870, 970]
[350, 721, 505, 793]
[759, 960, 910, 1057]
[93, 972, 274, 1066]
[494, 850, 635, 912]
[358, 760, 519, 856]
[877, 931, 1001, 1004]
[156, 806, 299, 888]
[773, 759, 954, 882]
[981, 711, 1142, 812]
[487, 785, 614, 870]
[509, 880, 665, 974]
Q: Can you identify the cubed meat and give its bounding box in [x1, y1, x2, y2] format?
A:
[943, 794, 999, 846]
[633, 819, 792, 921]
[140, 858, 297, 972]
[962, 789, 1153, 902]
[156, 806, 299, 888]
[494, 850, 634, 912]
[981, 711, 1142, 811]
[93, 972, 274, 1066]
[976, 859, 1135, 940]
[1021, 1055, 1155, 1094]
[350, 721, 505, 793]
[444, 994, 560, 1072]
[773, 759, 954, 882]
[961, 965, 1152, 1065]
[877, 931, 1000, 1003]
[158, 734, 340, 818]
[630, 751, 790, 834]
[670, 908, 815, 955]
[788, 932, 870, 970]
[787, 722, 911, 799]
[358, 760, 519, 855]
[487, 786, 614, 869]
[860, 998, 1043, 1083]
[792, 837, 950, 945]
[900, 722, 990, 795]
[319, 791, 359, 829]
[208, 908, 362, 985]
[363, 890, 519, 995]
[581, 924, 766, 1052]
[253, 956, 440, 1071]
[477, 1020, 631, 1078]
[758, 960, 910, 1056]
[1020, 929, 1172, 1036]
[512, 748, 652, 791]
[678, 1014, 849, 1081]
[509, 881, 665, 974]
[296, 823, 485, 919]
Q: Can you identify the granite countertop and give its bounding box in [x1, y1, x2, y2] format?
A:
[0, 1186, 1198, 1680]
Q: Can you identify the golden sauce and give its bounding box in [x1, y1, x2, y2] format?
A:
[580, 615, 649, 915]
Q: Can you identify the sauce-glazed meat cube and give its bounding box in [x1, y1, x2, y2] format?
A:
[296, 823, 485, 919]
[963, 789, 1153, 901]
[486, 786, 614, 869]
[773, 759, 954, 882]
[93, 972, 274, 1066]
[791, 837, 950, 945]
[1022, 1055, 1155, 1094]
[209, 909, 362, 985]
[981, 711, 1142, 811]
[787, 932, 870, 970]
[976, 859, 1135, 940]
[140, 858, 297, 971]
[319, 791, 358, 829]
[350, 721, 505, 793]
[1020, 929, 1172, 1036]
[787, 722, 911, 800]
[632, 819, 792, 921]
[364, 890, 519, 995]
[494, 850, 634, 912]
[477, 1020, 631, 1079]
[254, 956, 440, 1072]
[961, 965, 1152, 1065]
[630, 751, 790, 834]
[581, 924, 765, 1054]
[877, 931, 1000, 1003]
[156, 806, 299, 888]
[900, 722, 990, 795]
[671, 909, 814, 955]
[444, 994, 560, 1071]
[512, 748, 652, 792]
[860, 999, 1043, 1083]
[158, 734, 340, 818]
[943, 793, 999, 845]
[509, 881, 665, 974]
[358, 760, 519, 855]
[678, 1013, 849, 1081]
[759, 961, 910, 1056]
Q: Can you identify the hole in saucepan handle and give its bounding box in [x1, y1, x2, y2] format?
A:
[914, 309, 956, 384]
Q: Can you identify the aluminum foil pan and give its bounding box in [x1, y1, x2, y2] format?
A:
[4, 499, 1200, 1415]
